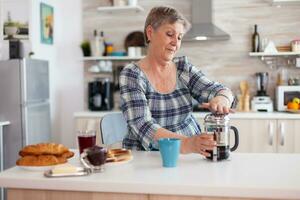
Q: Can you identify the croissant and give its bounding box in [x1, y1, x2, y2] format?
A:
[16, 155, 67, 166]
[19, 143, 69, 156]
[61, 151, 75, 159]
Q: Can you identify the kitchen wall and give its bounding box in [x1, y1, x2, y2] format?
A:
[83, 0, 300, 99]
[30, 0, 83, 148]
[0, 0, 30, 59]
[0, 0, 84, 148]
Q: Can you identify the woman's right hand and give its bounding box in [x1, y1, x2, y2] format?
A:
[180, 134, 216, 156]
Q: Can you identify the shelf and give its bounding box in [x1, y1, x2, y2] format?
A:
[270, 0, 300, 5]
[96, 5, 144, 13]
[249, 51, 300, 69]
[249, 52, 300, 57]
[82, 56, 144, 61]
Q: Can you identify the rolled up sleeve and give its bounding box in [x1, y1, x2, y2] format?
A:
[120, 67, 161, 150]
[178, 56, 230, 104]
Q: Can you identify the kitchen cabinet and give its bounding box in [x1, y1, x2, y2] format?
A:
[230, 118, 300, 153]
[277, 119, 300, 153]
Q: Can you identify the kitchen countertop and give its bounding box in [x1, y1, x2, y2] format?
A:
[73, 111, 300, 119]
[0, 151, 300, 199]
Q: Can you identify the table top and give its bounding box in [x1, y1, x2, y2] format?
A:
[0, 151, 300, 199]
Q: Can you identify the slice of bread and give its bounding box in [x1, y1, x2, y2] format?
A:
[106, 148, 132, 163]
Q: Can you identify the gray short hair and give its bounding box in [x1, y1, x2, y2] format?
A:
[144, 6, 191, 44]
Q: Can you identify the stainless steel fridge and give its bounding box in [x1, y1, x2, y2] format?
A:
[0, 58, 51, 170]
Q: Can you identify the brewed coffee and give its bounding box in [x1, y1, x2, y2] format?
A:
[206, 145, 230, 161]
[203, 113, 239, 162]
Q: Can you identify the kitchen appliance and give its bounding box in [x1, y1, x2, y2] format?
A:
[251, 72, 274, 112]
[183, 0, 230, 41]
[9, 39, 21, 59]
[276, 85, 300, 111]
[88, 79, 114, 111]
[0, 59, 51, 168]
[203, 113, 239, 162]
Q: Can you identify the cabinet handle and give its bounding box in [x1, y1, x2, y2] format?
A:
[279, 122, 285, 146]
[268, 122, 274, 146]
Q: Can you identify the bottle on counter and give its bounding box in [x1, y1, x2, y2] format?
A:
[252, 24, 260, 52]
[104, 42, 114, 56]
[92, 30, 101, 56]
[99, 31, 105, 56]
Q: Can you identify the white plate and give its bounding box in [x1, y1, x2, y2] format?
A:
[18, 164, 64, 172]
[286, 109, 300, 113]
[105, 156, 133, 166]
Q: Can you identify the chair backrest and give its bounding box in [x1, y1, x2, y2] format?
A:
[100, 112, 128, 146]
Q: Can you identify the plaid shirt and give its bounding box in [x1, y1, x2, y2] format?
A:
[120, 56, 229, 151]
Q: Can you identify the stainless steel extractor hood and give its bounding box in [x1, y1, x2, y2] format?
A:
[183, 0, 230, 41]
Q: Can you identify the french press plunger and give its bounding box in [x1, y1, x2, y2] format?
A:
[203, 113, 239, 161]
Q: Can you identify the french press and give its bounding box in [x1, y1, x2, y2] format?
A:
[203, 113, 239, 161]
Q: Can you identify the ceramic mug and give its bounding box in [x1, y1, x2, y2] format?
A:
[158, 138, 181, 168]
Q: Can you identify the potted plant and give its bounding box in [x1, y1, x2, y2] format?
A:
[80, 40, 92, 57]
[4, 21, 19, 39]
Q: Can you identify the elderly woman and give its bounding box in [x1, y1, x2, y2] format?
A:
[119, 6, 235, 156]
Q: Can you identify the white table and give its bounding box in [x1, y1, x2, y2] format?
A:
[0, 150, 300, 200]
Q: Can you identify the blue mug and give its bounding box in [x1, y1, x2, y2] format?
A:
[158, 138, 181, 168]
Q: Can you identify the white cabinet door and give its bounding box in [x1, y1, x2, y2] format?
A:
[277, 119, 300, 153]
[230, 119, 277, 153]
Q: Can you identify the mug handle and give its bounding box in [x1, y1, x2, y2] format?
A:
[230, 126, 239, 152]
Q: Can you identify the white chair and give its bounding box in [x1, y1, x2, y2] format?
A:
[100, 112, 128, 147]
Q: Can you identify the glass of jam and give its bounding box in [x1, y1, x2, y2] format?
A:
[85, 145, 107, 172]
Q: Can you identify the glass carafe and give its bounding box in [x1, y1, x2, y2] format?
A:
[203, 113, 239, 161]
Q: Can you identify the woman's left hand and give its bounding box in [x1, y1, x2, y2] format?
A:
[201, 96, 234, 114]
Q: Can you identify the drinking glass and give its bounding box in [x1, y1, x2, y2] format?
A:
[77, 130, 96, 154]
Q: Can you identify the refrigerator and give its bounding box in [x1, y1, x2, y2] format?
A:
[0, 58, 51, 170]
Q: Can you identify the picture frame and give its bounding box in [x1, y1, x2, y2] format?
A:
[40, 3, 54, 45]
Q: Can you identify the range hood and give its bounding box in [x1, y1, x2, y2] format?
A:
[183, 0, 230, 41]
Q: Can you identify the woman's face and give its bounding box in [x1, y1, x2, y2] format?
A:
[147, 22, 184, 62]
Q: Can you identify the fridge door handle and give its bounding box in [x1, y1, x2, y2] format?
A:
[0, 127, 3, 200]
[0, 126, 4, 172]
[21, 100, 49, 107]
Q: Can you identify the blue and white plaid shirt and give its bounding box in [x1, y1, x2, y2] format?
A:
[120, 56, 229, 151]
